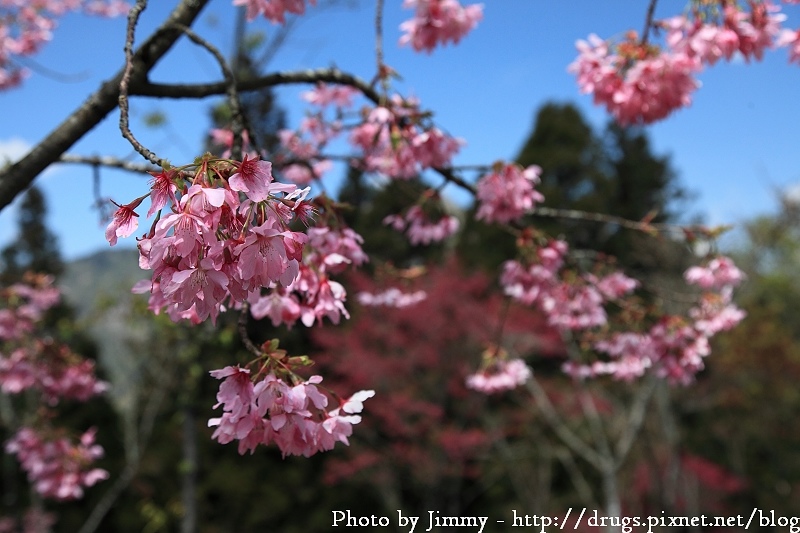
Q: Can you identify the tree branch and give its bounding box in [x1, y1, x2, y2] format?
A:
[0, 0, 211, 212]
[58, 154, 159, 174]
[130, 67, 381, 104]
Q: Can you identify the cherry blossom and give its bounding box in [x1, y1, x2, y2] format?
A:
[229, 155, 274, 202]
[104, 198, 143, 246]
[6, 427, 108, 501]
[570, 33, 702, 126]
[301, 82, 358, 108]
[208, 365, 374, 457]
[684, 255, 745, 290]
[777, 26, 800, 63]
[400, 0, 483, 53]
[350, 100, 463, 179]
[475, 162, 544, 224]
[384, 205, 460, 246]
[0, 1, 129, 90]
[562, 257, 746, 383]
[357, 288, 428, 308]
[115, 157, 316, 325]
[466, 358, 532, 394]
[234, 0, 316, 24]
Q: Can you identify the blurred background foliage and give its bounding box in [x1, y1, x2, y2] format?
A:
[1, 16, 798, 532]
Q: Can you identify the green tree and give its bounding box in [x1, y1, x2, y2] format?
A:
[459, 102, 689, 275]
[0, 185, 63, 283]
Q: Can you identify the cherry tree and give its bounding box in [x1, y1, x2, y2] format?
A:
[1, 0, 797, 527]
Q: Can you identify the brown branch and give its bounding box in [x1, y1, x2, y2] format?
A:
[119, 0, 163, 166]
[130, 67, 381, 104]
[0, 0, 211, 213]
[169, 23, 245, 159]
[59, 154, 158, 174]
[640, 0, 660, 46]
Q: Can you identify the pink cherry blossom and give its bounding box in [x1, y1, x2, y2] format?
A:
[777, 27, 800, 63]
[384, 205, 459, 246]
[570, 34, 702, 125]
[233, 0, 316, 23]
[466, 359, 532, 394]
[594, 271, 639, 300]
[248, 289, 302, 327]
[161, 257, 231, 324]
[228, 155, 274, 202]
[476, 163, 544, 224]
[400, 0, 483, 53]
[146, 169, 178, 217]
[684, 256, 745, 290]
[105, 198, 142, 246]
[6, 427, 108, 501]
[357, 288, 427, 308]
[301, 82, 357, 108]
[0, 1, 129, 91]
[305, 226, 368, 275]
[209, 367, 374, 457]
[411, 127, 463, 168]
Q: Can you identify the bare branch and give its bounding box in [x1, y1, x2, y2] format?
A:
[119, 0, 164, 166]
[525, 376, 604, 468]
[0, 0, 211, 212]
[59, 154, 159, 174]
[169, 23, 245, 159]
[130, 67, 381, 104]
[640, 0, 660, 46]
[614, 375, 657, 465]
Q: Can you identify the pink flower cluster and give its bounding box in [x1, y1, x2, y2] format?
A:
[500, 239, 640, 331]
[233, 0, 316, 23]
[475, 163, 544, 224]
[777, 26, 800, 63]
[0, 277, 108, 501]
[384, 205, 460, 245]
[350, 101, 463, 179]
[466, 358, 532, 394]
[301, 82, 358, 108]
[572, 1, 795, 125]
[0, 279, 58, 341]
[0, 346, 107, 404]
[5, 427, 108, 501]
[664, 1, 786, 65]
[248, 225, 368, 328]
[0, 508, 55, 533]
[208, 365, 374, 457]
[0, 278, 106, 403]
[399, 0, 483, 53]
[357, 288, 428, 308]
[0, 0, 128, 90]
[684, 255, 746, 290]
[109, 156, 314, 325]
[569, 34, 702, 126]
[563, 256, 746, 384]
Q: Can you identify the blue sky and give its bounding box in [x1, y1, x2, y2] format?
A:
[1, 0, 800, 260]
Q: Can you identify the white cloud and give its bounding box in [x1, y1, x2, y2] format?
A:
[783, 182, 800, 206]
[0, 137, 31, 165]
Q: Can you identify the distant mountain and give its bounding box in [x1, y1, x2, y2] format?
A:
[60, 247, 144, 320]
[60, 248, 153, 419]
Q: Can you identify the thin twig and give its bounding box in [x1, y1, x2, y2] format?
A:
[238, 302, 262, 357]
[640, 0, 660, 46]
[59, 154, 159, 174]
[374, 0, 390, 98]
[119, 0, 164, 166]
[169, 23, 245, 159]
[131, 68, 381, 104]
[0, 0, 209, 212]
[614, 375, 657, 465]
[526, 376, 604, 468]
